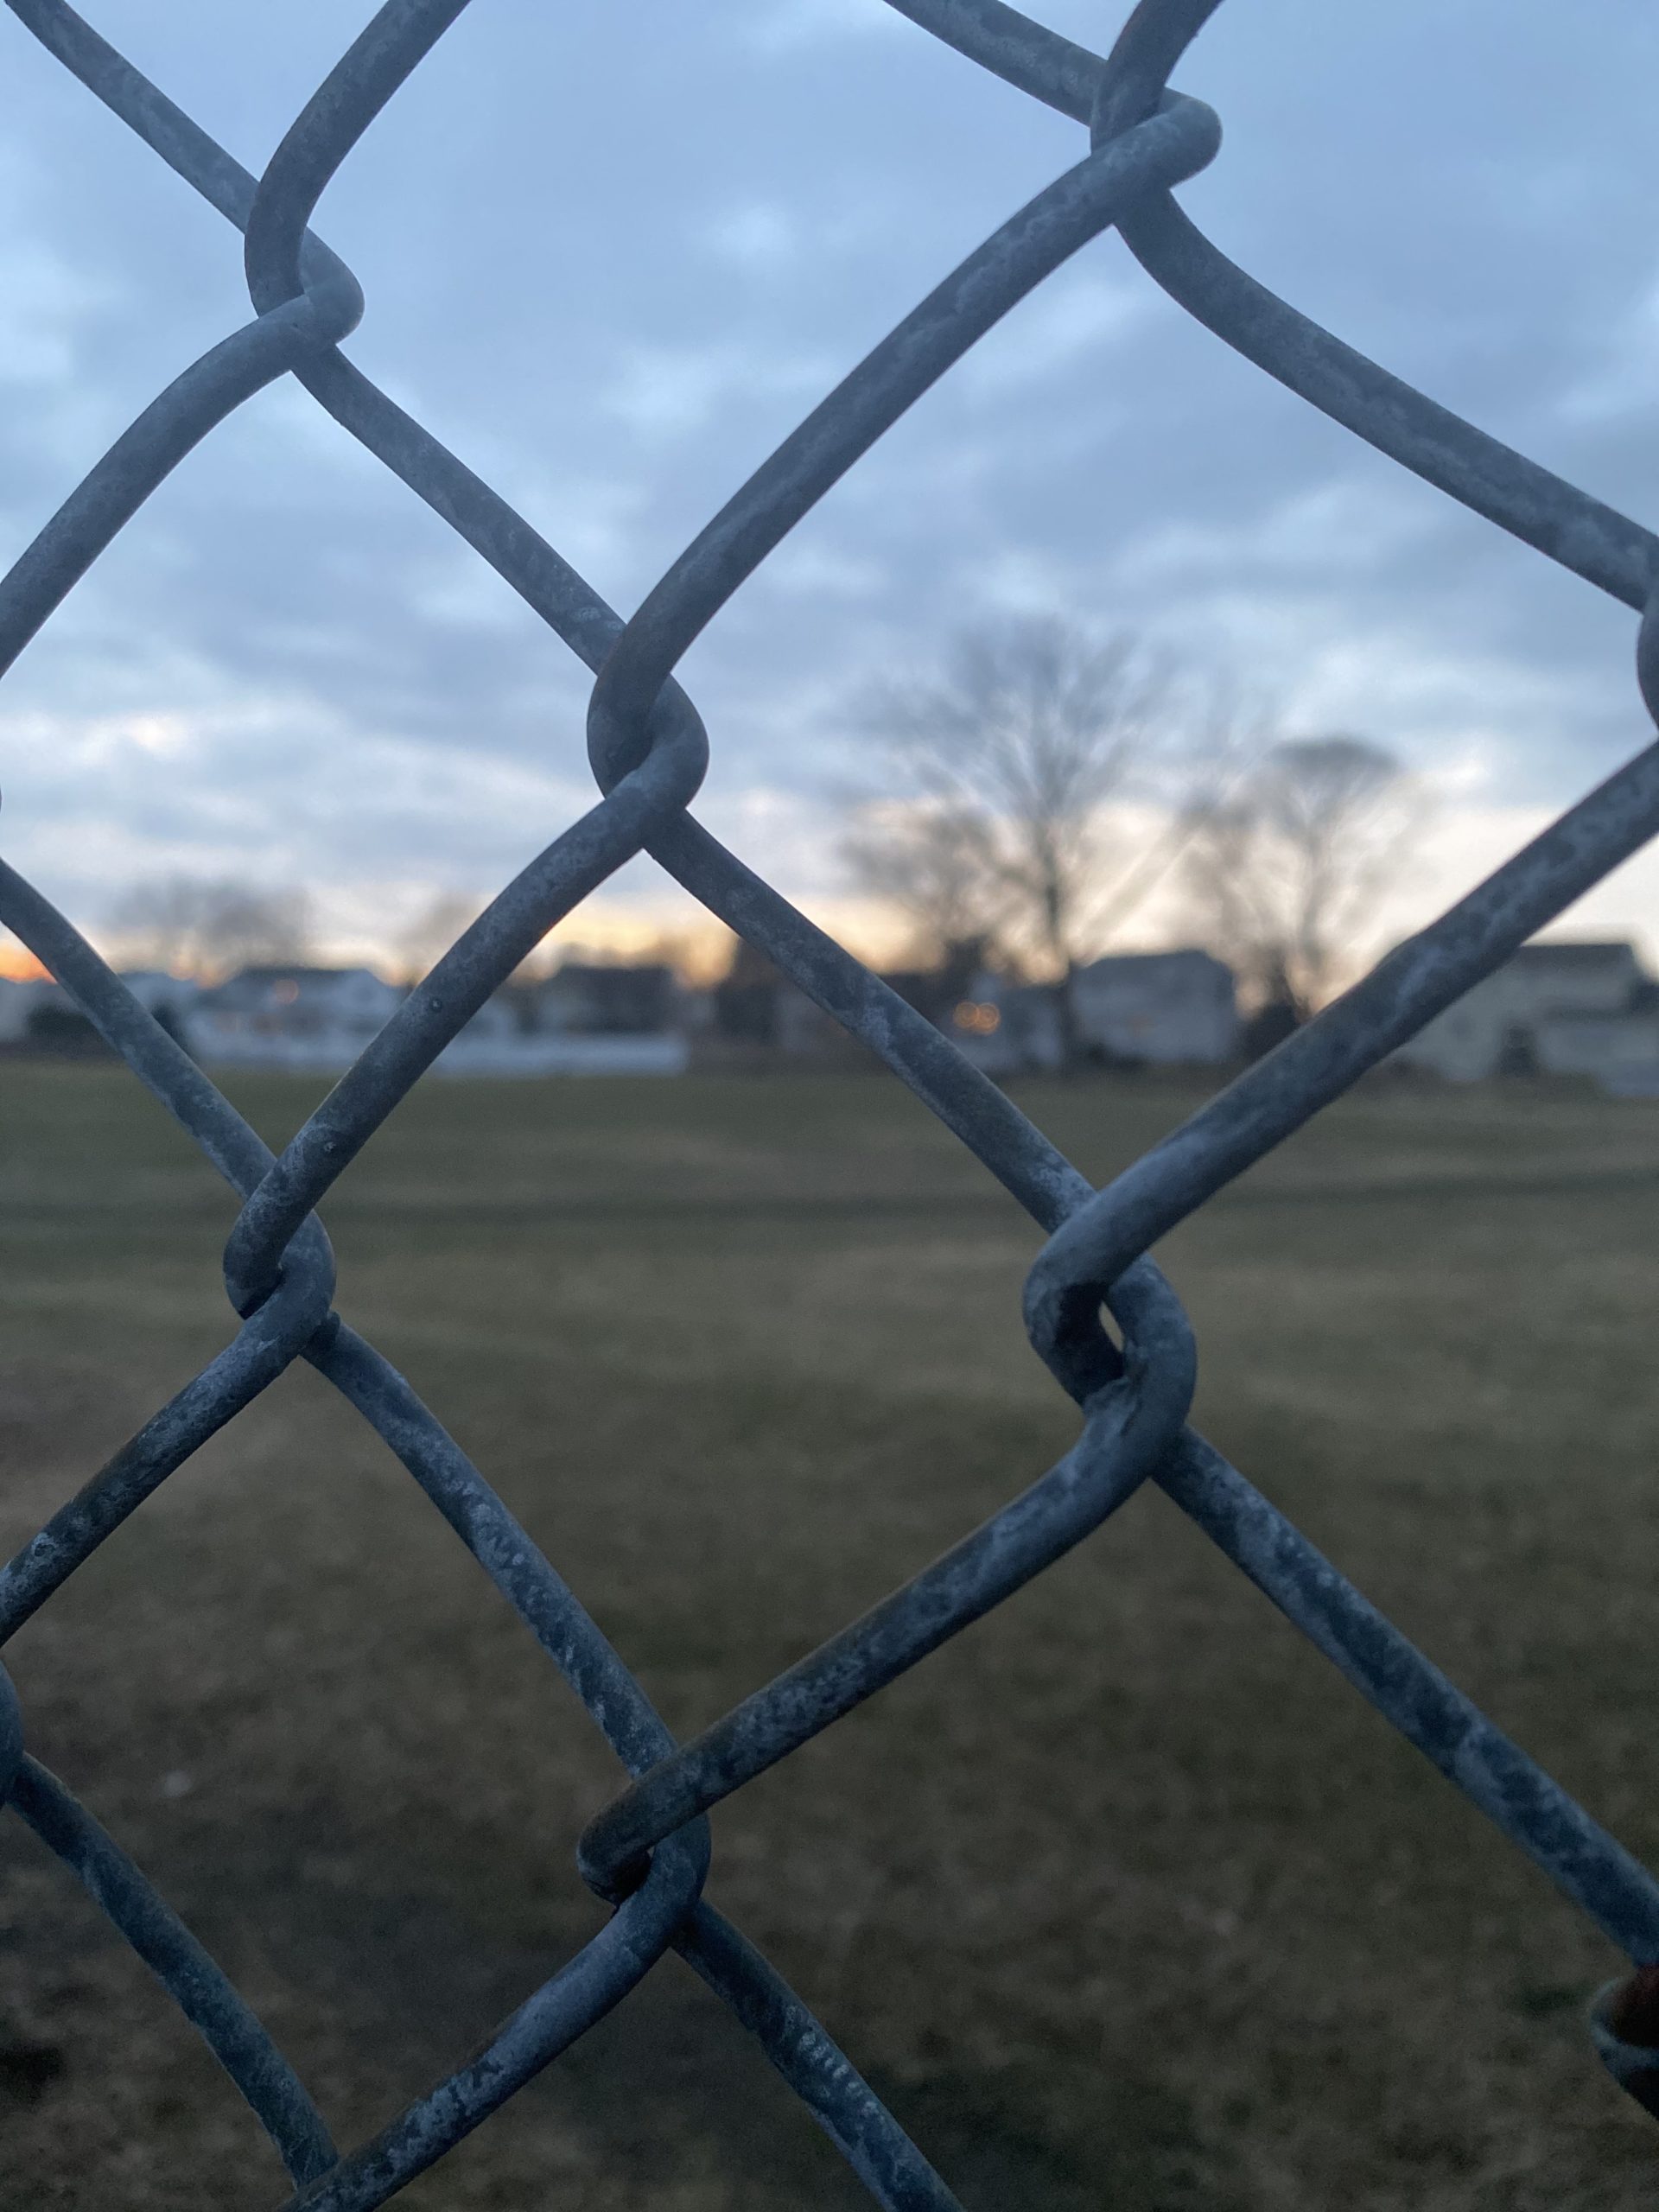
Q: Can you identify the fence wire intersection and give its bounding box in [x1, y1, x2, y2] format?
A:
[2, 0, 1658, 2202]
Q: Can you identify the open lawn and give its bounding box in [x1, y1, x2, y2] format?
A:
[0, 1061, 1656, 2209]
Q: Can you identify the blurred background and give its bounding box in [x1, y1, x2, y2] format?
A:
[2, 2, 1658, 2205]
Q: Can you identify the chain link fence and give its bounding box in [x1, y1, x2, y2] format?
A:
[1, 0, 1657, 2202]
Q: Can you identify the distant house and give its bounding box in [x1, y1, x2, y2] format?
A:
[431, 988, 523, 1073]
[0, 976, 43, 1043]
[945, 971, 1065, 1076]
[0, 970, 205, 1053]
[517, 961, 689, 1073]
[4, 976, 106, 1055]
[877, 949, 1044, 1069]
[184, 960, 693, 1078]
[189, 965, 405, 1071]
[117, 969, 200, 1047]
[0, 971, 205, 1055]
[1071, 950, 1239, 1066]
[435, 969, 689, 1076]
[537, 963, 680, 1037]
[712, 950, 783, 1048]
[947, 950, 1238, 1076]
[1395, 939, 1659, 1093]
[1536, 988, 1659, 1092]
[456, 991, 523, 1047]
[880, 953, 980, 1032]
[709, 944, 849, 1062]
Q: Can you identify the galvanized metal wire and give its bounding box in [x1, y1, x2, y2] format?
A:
[3, 1, 1658, 2201]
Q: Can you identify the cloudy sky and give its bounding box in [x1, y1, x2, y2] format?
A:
[3, 0, 1659, 977]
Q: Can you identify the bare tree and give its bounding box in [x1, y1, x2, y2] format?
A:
[840, 798, 1010, 965]
[839, 616, 1203, 1059]
[1182, 734, 1427, 1019]
[106, 875, 314, 980]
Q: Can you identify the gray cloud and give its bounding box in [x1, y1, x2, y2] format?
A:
[3, 0, 1658, 954]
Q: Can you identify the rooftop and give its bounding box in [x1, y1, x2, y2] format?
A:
[226, 964, 383, 985]
[1077, 948, 1230, 976]
[1511, 940, 1638, 969]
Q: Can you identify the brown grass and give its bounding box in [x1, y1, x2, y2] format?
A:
[0, 1062, 1656, 2208]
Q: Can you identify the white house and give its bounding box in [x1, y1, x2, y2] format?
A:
[1395, 939, 1659, 1093]
[434, 982, 689, 1076]
[478, 960, 689, 1075]
[435, 1032, 690, 1077]
[947, 972, 1064, 1075]
[1535, 998, 1659, 1094]
[4, 960, 693, 1075]
[0, 971, 201, 1050]
[1071, 950, 1239, 1065]
[0, 976, 43, 1042]
[188, 966, 406, 1071]
[181, 962, 692, 1077]
[537, 963, 681, 1037]
[117, 969, 200, 1041]
[942, 950, 1239, 1076]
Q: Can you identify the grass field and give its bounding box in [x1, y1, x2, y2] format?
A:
[0, 1060, 1656, 2209]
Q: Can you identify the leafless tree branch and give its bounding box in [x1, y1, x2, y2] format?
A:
[105, 875, 315, 981]
[1182, 734, 1429, 1016]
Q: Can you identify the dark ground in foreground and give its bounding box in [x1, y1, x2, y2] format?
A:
[0, 1062, 1656, 2209]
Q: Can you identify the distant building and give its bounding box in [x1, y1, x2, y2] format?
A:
[709, 944, 850, 1061]
[0, 976, 43, 1043]
[189, 965, 405, 1071]
[1071, 950, 1239, 1065]
[431, 988, 523, 1072]
[880, 954, 980, 1032]
[923, 949, 1240, 1077]
[537, 963, 680, 1037]
[435, 979, 689, 1076]
[946, 971, 1064, 1076]
[1536, 989, 1659, 1092]
[454, 991, 523, 1048]
[0, 975, 119, 1055]
[0, 970, 204, 1053]
[117, 969, 200, 1047]
[1395, 939, 1659, 1093]
[0, 959, 696, 1077]
[881, 948, 1045, 1068]
[429, 965, 690, 1076]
